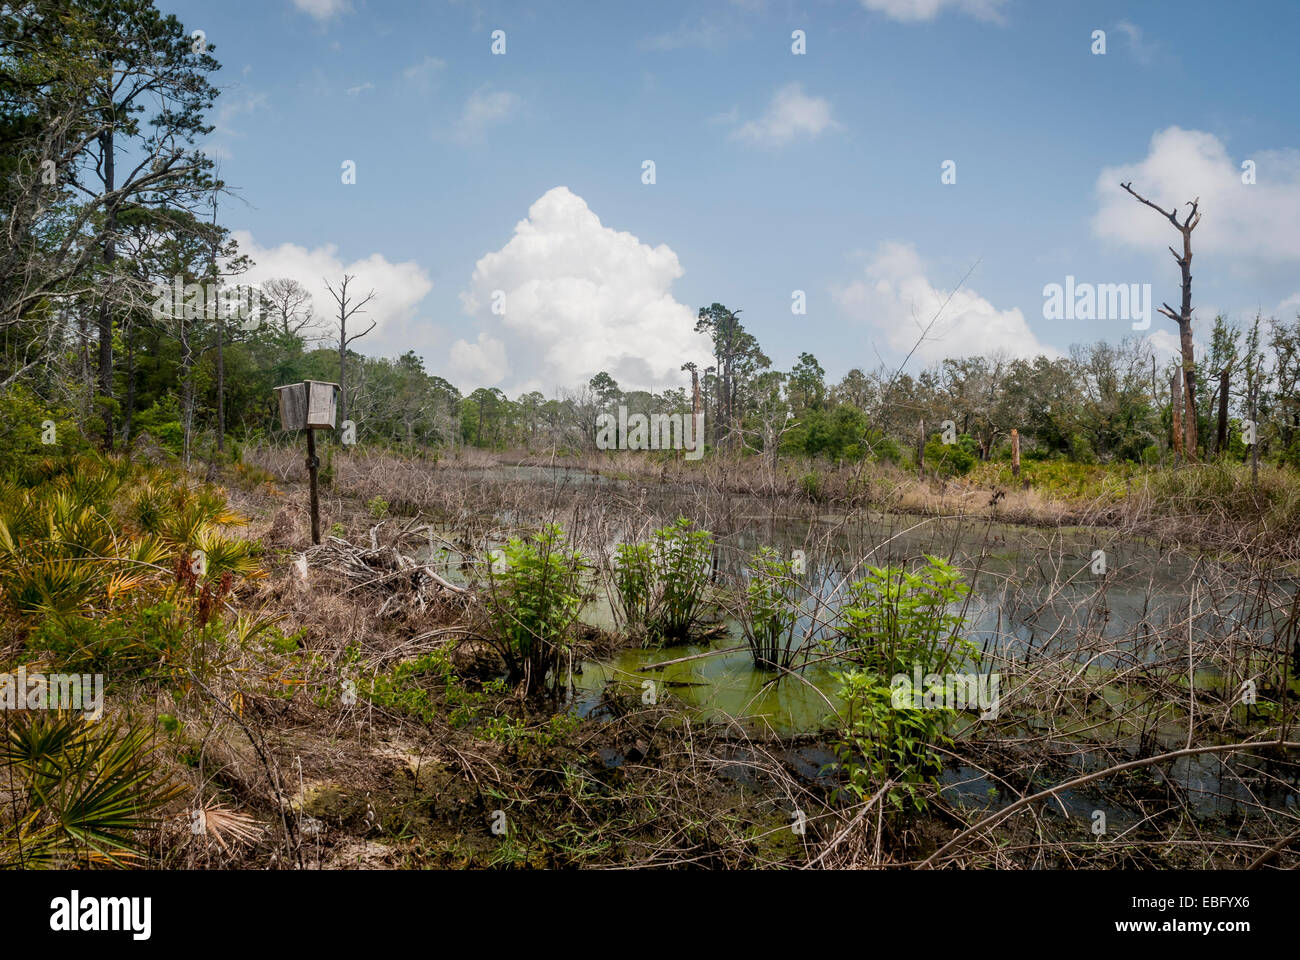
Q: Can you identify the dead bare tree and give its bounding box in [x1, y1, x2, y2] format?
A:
[324, 274, 377, 441]
[1121, 182, 1203, 460]
[260, 278, 319, 339]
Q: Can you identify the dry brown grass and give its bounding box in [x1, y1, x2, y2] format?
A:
[141, 443, 1300, 869]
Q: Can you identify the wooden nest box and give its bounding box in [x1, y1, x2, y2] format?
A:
[275, 380, 339, 431]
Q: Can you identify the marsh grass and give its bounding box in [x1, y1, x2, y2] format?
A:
[21, 442, 1291, 869]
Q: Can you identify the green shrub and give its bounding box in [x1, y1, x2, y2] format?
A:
[739, 547, 801, 669]
[1069, 433, 1099, 465]
[612, 541, 655, 628]
[612, 519, 715, 643]
[131, 397, 184, 456]
[868, 430, 902, 464]
[923, 434, 977, 478]
[0, 385, 89, 473]
[833, 556, 977, 812]
[31, 600, 192, 678]
[651, 518, 714, 642]
[799, 471, 823, 501]
[482, 524, 587, 696]
[365, 650, 448, 724]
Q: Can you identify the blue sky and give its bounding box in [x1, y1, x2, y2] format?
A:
[166, 0, 1300, 395]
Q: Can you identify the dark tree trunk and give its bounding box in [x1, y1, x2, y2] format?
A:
[1216, 363, 1231, 456]
[338, 334, 347, 443]
[216, 314, 225, 452]
[123, 324, 135, 450]
[97, 129, 116, 450]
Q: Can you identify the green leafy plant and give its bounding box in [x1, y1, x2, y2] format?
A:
[610, 518, 714, 643]
[0, 385, 90, 466]
[738, 547, 801, 669]
[612, 541, 655, 629]
[481, 524, 587, 696]
[923, 434, 978, 478]
[798, 471, 823, 501]
[31, 600, 192, 677]
[832, 555, 977, 813]
[648, 518, 714, 642]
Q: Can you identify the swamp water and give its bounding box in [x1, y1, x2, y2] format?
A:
[416, 465, 1299, 820]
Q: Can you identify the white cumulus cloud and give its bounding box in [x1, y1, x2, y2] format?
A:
[228, 231, 433, 355]
[455, 186, 712, 394]
[833, 241, 1058, 365]
[1093, 126, 1300, 267]
[449, 332, 509, 387]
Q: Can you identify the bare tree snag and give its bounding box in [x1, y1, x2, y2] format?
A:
[324, 274, 378, 444]
[1011, 428, 1020, 478]
[691, 364, 702, 465]
[1121, 181, 1202, 460]
[690, 364, 701, 426]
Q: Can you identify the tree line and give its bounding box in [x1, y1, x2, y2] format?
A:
[4, 1, 1299, 473]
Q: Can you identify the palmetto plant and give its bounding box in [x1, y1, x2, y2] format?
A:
[189, 800, 265, 856]
[0, 455, 261, 624]
[0, 712, 185, 868]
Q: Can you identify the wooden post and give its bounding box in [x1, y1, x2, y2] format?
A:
[275, 380, 338, 547]
[1171, 370, 1184, 461]
[1011, 428, 1020, 478]
[306, 427, 321, 545]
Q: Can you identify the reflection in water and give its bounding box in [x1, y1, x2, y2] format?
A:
[568, 504, 1279, 737]
[415, 464, 1299, 820]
